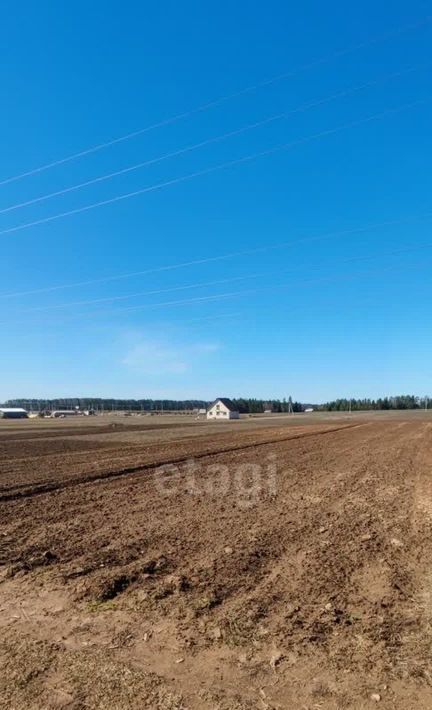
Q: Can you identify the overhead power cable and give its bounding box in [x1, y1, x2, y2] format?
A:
[9, 259, 428, 328]
[0, 63, 427, 216]
[2, 257, 429, 329]
[0, 13, 430, 187]
[93, 258, 432, 316]
[10, 238, 432, 315]
[0, 96, 428, 237]
[1, 209, 432, 299]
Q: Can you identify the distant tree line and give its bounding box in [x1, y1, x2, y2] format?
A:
[2, 397, 304, 413]
[317, 395, 429, 411]
[2, 398, 208, 412]
[230, 398, 304, 413]
[2, 395, 429, 413]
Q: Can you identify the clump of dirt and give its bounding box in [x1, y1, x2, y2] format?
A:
[76, 556, 172, 602]
[6, 549, 58, 578]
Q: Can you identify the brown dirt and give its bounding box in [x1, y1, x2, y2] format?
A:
[1, 414, 432, 708]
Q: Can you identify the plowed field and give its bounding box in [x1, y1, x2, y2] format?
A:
[1, 414, 431, 709]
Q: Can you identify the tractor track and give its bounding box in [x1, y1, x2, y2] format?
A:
[0, 420, 208, 442]
[0, 422, 366, 502]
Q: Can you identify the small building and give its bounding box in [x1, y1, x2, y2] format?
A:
[0, 408, 29, 419]
[304, 407, 314, 413]
[207, 398, 240, 420]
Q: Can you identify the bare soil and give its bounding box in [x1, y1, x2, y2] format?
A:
[1, 413, 432, 708]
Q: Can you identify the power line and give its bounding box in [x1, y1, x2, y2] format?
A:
[7, 258, 428, 329]
[90, 258, 432, 317]
[3, 310, 244, 332]
[0, 13, 430, 188]
[0, 96, 428, 237]
[2, 209, 432, 299]
[0, 63, 426, 216]
[10, 238, 432, 315]
[15, 273, 271, 312]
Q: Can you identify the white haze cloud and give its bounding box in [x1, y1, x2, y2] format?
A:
[122, 338, 220, 375]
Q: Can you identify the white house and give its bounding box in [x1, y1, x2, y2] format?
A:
[206, 398, 240, 420]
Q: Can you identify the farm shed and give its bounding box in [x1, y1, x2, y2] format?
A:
[207, 398, 240, 420]
[0, 408, 29, 419]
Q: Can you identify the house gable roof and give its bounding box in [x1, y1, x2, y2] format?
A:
[208, 398, 237, 412]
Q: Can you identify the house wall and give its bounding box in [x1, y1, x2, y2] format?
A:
[207, 403, 229, 419]
[206, 402, 239, 420]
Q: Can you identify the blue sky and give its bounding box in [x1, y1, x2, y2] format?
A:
[1, 0, 432, 402]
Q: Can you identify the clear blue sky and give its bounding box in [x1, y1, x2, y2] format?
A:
[1, 1, 431, 402]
